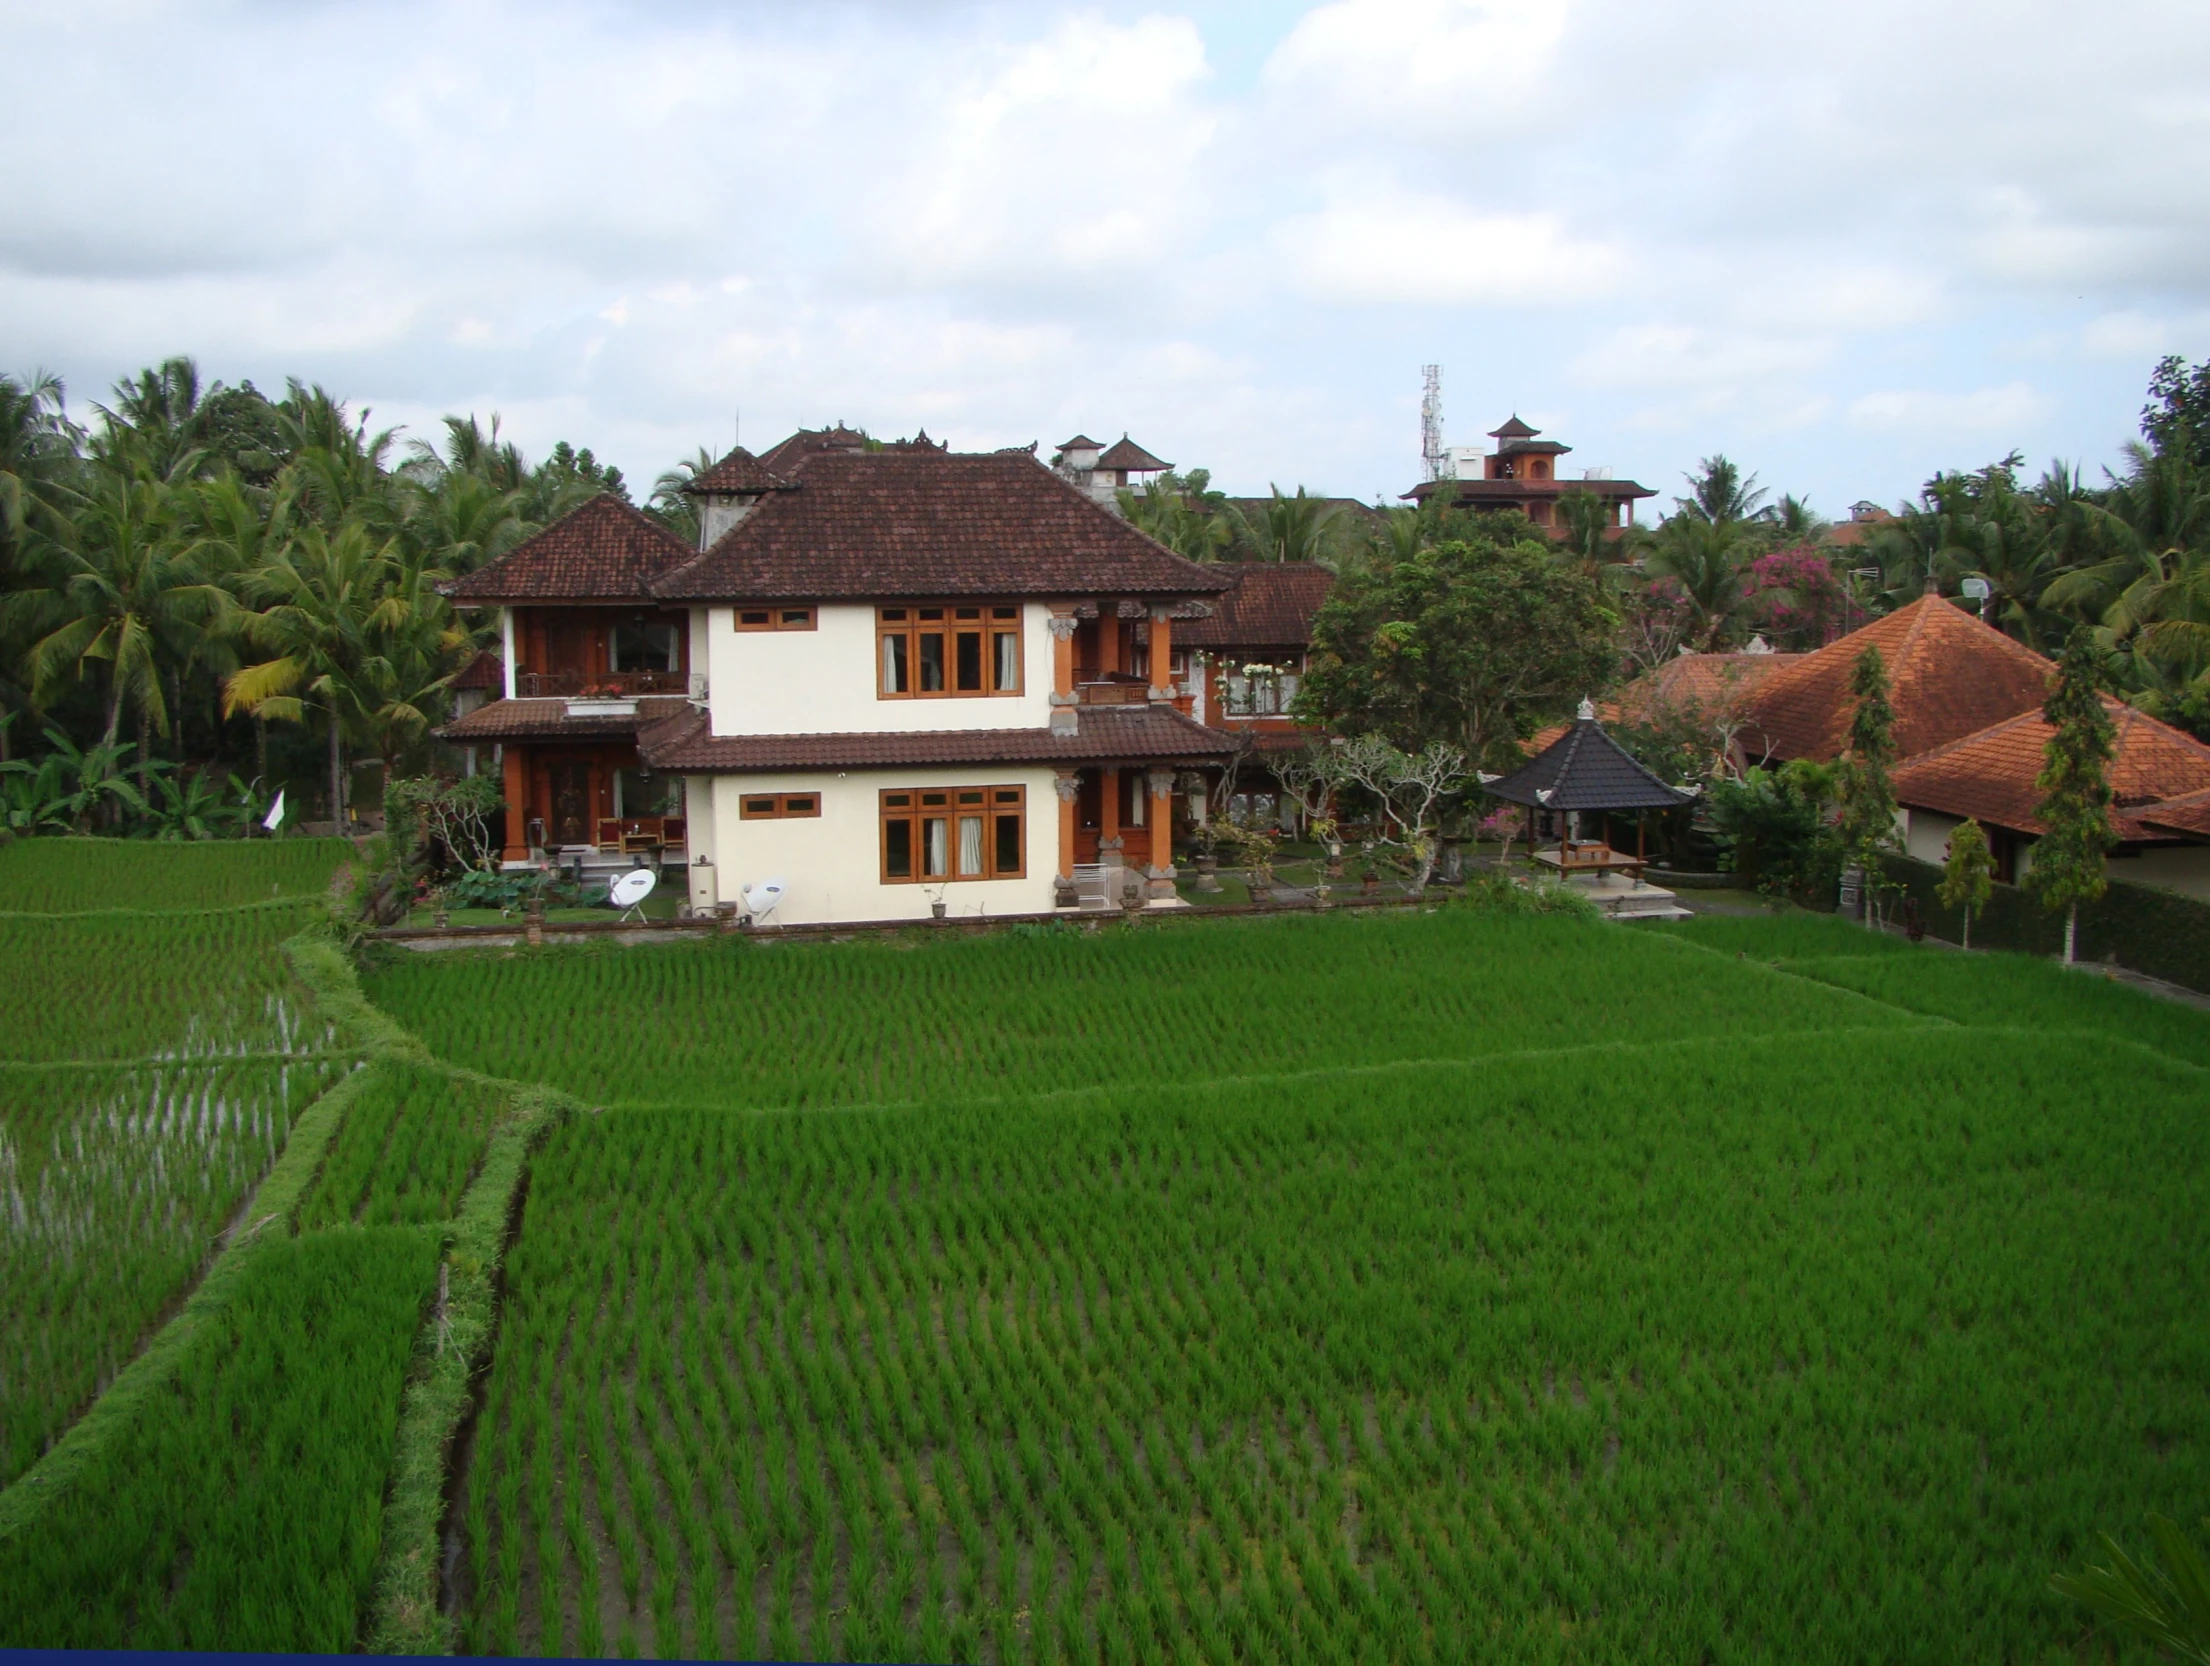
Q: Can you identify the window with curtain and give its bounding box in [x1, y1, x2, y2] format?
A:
[880, 785, 1025, 882]
[878, 605, 1022, 698]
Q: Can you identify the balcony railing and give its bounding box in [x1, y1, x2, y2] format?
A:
[517, 669, 695, 698]
[1075, 676, 1154, 706]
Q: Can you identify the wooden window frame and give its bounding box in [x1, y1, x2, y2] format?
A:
[738, 791, 822, 820]
[876, 604, 1022, 699]
[734, 605, 817, 632]
[878, 784, 1026, 883]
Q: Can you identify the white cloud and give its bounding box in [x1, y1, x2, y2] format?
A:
[1846, 383, 2050, 434]
[1274, 176, 1622, 306]
[1262, 0, 1569, 143]
[1570, 325, 1831, 392]
[2081, 309, 2210, 361]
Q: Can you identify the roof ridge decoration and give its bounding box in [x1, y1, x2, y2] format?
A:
[683, 446, 796, 496]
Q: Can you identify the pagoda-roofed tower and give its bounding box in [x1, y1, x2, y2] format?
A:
[1405, 414, 1656, 535]
[1054, 431, 1171, 511]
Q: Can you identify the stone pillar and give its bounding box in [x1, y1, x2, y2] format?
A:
[501, 745, 530, 863]
[1054, 770, 1079, 907]
[1099, 765, 1122, 865]
[1148, 606, 1173, 703]
[1146, 768, 1178, 900]
[1048, 611, 1079, 737]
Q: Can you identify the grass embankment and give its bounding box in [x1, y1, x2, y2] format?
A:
[361, 909, 1923, 1111]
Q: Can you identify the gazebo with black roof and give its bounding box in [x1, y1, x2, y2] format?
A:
[1481, 700, 1694, 878]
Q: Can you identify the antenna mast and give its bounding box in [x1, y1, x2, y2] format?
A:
[1420, 365, 1445, 482]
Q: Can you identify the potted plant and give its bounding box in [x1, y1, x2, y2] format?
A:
[925, 880, 949, 920]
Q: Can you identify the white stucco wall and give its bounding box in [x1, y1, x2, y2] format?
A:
[691, 766, 1061, 926]
[1904, 807, 2210, 901]
[704, 603, 1052, 738]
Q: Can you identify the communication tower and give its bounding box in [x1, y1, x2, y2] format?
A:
[1420, 365, 1446, 482]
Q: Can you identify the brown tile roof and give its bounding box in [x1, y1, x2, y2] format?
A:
[1523, 651, 1801, 755]
[683, 446, 792, 495]
[1747, 594, 2054, 763]
[637, 704, 1234, 773]
[1891, 696, 2210, 840]
[452, 648, 504, 691]
[447, 495, 693, 604]
[438, 696, 692, 743]
[650, 449, 1233, 603]
[754, 425, 874, 473]
[2140, 787, 2210, 840]
[1177, 563, 1336, 649]
[1095, 436, 1169, 472]
[1057, 434, 1102, 452]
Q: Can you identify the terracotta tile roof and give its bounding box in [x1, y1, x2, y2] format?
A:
[1747, 594, 2054, 762]
[1891, 696, 2210, 839]
[1057, 434, 1103, 452]
[650, 449, 1232, 603]
[1176, 563, 1335, 648]
[683, 446, 793, 495]
[452, 649, 504, 691]
[1484, 717, 1693, 812]
[637, 704, 1233, 773]
[1522, 651, 1801, 756]
[448, 495, 693, 604]
[2140, 787, 2210, 840]
[437, 696, 692, 743]
[1095, 436, 1169, 472]
[754, 425, 874, 473]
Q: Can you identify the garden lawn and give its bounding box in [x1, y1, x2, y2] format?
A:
[455, 1026, 2210, 1664]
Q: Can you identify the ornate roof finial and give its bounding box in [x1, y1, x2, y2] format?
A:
[1576, 696, 1596, 722]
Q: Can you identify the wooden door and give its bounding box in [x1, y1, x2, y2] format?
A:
[546, 759, 596, 847]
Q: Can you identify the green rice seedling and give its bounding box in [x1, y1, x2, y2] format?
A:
[294, 1061, 509, 1228]
[362, 909, 1921, 1111]
[452, 1024, 2210, 1663]
[0, 1056, 337, 1486]
[0, 904, 328, 1063]
[0, 1225, 437, 1649]
[1788, 948, 2210, 1068]
[1648, 907, 1921, 960]
[0, 836, 351, 913]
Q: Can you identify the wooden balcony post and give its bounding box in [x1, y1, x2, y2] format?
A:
[1099, 765, 1122, 861]
[501, 745, 530, 863]
[1054, 771, 1079, 881]
[1146, 768, 1177, 898]
[1148, 606, 1173, 703]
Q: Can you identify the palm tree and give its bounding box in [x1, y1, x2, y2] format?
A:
[1121, 470, 1234, 563]
[0, 371, 81, 760]
[94, 357, 214, 481]
[1642, 513, 1759, 651]
[1675, 455, 1769, 525]
[1231, 486, 1341, 564]
[225, 521, 403, 825]
[647, 447, 721, 548]
[20, 466, 231, 797]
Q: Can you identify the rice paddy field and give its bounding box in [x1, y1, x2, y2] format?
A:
[360, 905, 2210, 1663]
[0, 834, 350, 912]
[7, 859, 2209, 1659]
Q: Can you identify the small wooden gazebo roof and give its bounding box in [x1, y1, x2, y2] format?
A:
[1483, 702, 1692, 812]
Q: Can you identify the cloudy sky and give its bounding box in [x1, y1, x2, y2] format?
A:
[5, 0, 2207, 515]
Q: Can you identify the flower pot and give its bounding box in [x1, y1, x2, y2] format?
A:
[930, 901, 948, 919]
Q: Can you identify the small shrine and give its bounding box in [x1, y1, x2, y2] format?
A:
[1481, 701, 1695, 918]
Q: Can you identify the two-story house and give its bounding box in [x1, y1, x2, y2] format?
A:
[441, 430, 1235, 926]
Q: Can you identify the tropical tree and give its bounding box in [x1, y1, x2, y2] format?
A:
[2028, 630, 2117, 964]
[1642, 513, 1761, 651]
[19, 465, 231, 793]
[648, 446, 721, 548]
[1937, 817, 1995, 950]
[1299, 529, 1616, 768]
[1230, 486, 1341, 564]
[1675, 454, 1769, 525]
[1121, 469, 1235, 563]
[224, 520, 408, 824]
[1833, 646, 1899, 925]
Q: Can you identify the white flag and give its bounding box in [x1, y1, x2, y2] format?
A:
[262, 789, 286, 832]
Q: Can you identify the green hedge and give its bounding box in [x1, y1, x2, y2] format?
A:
[1883, 855, 2210, 994]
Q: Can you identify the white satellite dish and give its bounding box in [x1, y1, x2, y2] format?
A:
[742, 877, 788, 924]
[608, 867, 656, 922]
